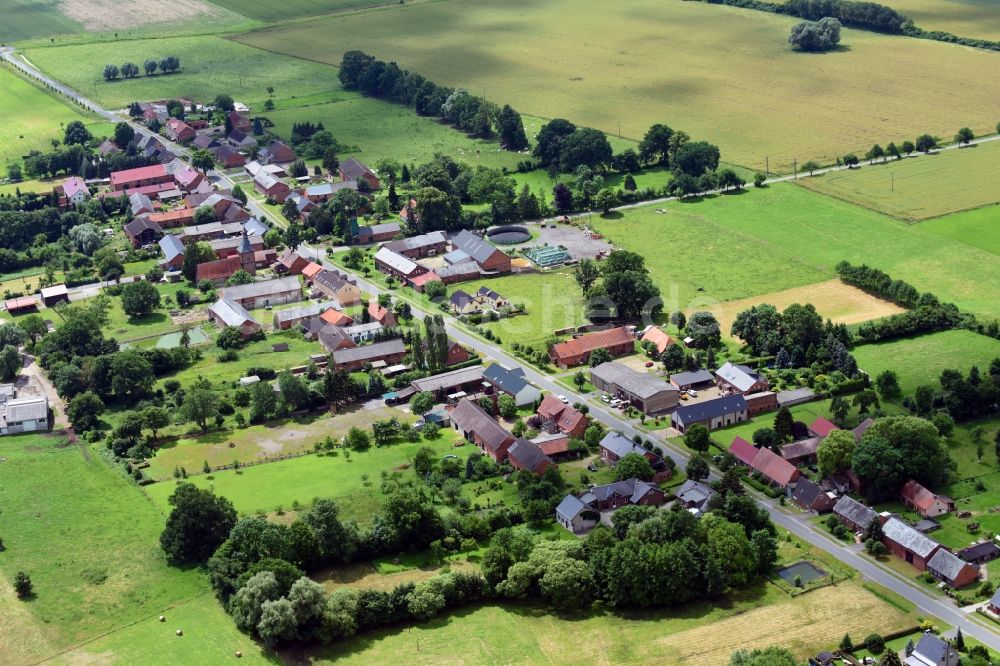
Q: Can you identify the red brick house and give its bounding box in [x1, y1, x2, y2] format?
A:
[110, 164, 172, 192]
[258, 140, 295, 165]
[449, 398, 515, 463]
[367, 300, 398, 328]
[507, 438, 554, 475]
[832, 495, 877, 533]
[750, 446, 800, 489]
[901, 479, 954, 518]
[276, 249, 310, 275]
[374, 247, 429, 282]
[253, 172, 291, 202]
[598, 432, 672, 483]
[791, 478, 836, 513]
[338, 157, 380, 189]
[147, 207, 195, 228]
[537, 395, 588, 438]
[583, 478, 666, 511]
[745, 391, 778, 415]
[549, 327, 635, 369]
[881, 517, 941, 571]
[123, 216, 163, 247]
[926, 549, 980, 588]
[228, 110, 251, 132]
[165, 118, 196, 142]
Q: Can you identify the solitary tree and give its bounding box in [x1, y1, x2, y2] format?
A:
[684, 424, 711, 453]
[13, 572, 32, 599]
[686, 455, 710, 481]
[954, 127, 974, 146]
[120, 280, 160, 318]
[801, 160, 820, 175]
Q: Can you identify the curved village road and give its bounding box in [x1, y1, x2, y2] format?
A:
[3, 43, 997, 649]
[304, 245, 1000, 650]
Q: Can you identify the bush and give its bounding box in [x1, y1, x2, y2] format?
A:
[13, 572, 32, 599]
[864, 633, 885, 655]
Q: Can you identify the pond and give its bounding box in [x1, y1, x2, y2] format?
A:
[777, 561, 826, 585]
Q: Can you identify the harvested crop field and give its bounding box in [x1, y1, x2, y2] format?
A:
[797, 140, 1000, 221]
[234, 0, 1000, 170]
[310, 582, 914, 664]
[712, 279, 905, 339]
[59, 0, 229, 31]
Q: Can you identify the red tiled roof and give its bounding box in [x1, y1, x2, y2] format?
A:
[534, 435, 570, 456]
[409, 271, 441, 286]
[320, 309, 353, 326]
[148, 207, 194, 225]
[196, 256, 241, 283]
[751, 447, 799, 487]
[809, 417, 839, 438]
[537, 394, 567, 420]
[110, 164, 168, 187]
[5, 297, 37, 311]
[302, 262, 323, 278]
[641, 326, 674, 354]
[368, 301, 395, 325]
[551, 326, 634, 361]
[901, 479, 949, 512]
[729, 436, 758, 466]
[536, 395, 586, 435]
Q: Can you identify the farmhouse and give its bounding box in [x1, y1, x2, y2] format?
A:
[374, 247, 428, 282]
[483, 364, 541, 407]
[669, 369, 715, 391]
[275, 249, 310, 275]
[450, 230, 511, 274]
[208, 298, 262, 338]
[582, 478, 666, 512]
[130, 193, 155, 216]
[670, 394, 748, 433]
[808, 416, 839, 438]
[110, 164, 172, 192]
[449, 287, 508, 315]
[253, 171, 291, 203]
[926, 549, 979, 588]
[728, 436, 759, 468]
[833, 495, 878, 533]
[791, 478, 836, 513]
[640, 325, 673, 355]
[449, 398, 515, 463]
[165, 118, 195, 142]
[555, 495, 598, 534]
[537, 395, 588, 438]
[159, 235, 185, 269]
[507, 438, 554, 475]
[780, 436, 821, 465]
[367, 300, 397, 327]
[147, 207, 196, 228]
[881, 517, 941, 571]
[319, 308, 353, 327]
[331, 339, 406, 372]
[210, 144, 246, 168]
[906, 633, 959, 666]
[124, 217, 163, 248]
[715, 362, 769, 395]
[598, 432, 672, 483]
[383, 231, 448, 259]
[675, 480, 717, 516]
[312, 270, 361, 306]
[549, 327, 635, 369]
[589, 362, 679, 415]
[220, 276, 301, 310]
[750, 446, 800, 488]
[901, 479, 954, 518]
[55, 176, 90, 209]
[0, 394, 49, 435]
[226, 129, 257, 151]
[258, 140, 296, 165]
[338, 157, 380, 189]
[354, 221, 401, 244]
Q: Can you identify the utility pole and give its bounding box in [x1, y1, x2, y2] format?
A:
[891, 172, 894, 192]
[618, 121, 621, 139]
[765, 156, 769, 178]
[792, 159, 797, 180]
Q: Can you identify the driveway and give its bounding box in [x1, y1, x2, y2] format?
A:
[20, 354, 68, 429]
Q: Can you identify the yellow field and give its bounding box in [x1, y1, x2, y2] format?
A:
[234, 0, 1000, 171]
[864, 0, 1000, 41]
[710, 279, 906, 339]
[797, 140, 1000, 221]
[310, 582, 915, 665]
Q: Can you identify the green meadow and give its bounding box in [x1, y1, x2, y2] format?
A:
[205, 0, 396, 22]
[919, 204, 1000, 258]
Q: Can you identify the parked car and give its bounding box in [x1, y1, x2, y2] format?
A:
[557, 394, 569, 403]
[687, 390, 698, 397]
[601, 395, 610, 403]
[644, 361, 654, 367]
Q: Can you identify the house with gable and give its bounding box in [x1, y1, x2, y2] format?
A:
[338, 157, 380, 189]
[901, 479, 955, 518]
[537, 395, 588, 438]
[449, 398, 515, 463]
[483, 364, 541, 407]
[905, 632, 959, 666]
[832, 495, 878, 532]
[926, 549, 979, 588]
[671, 394, 748, 433]
[791, 478, 836, 513]
[549, 326, 636, 369]
[715, 362, 770, 395]
[881, 517, 941, 570]
[507, 438, 554, 475]
[450, 229, 511, 274]
[598, 431, 672, 483]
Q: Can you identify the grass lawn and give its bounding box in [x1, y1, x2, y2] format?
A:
[144, 427, 468, 522]
[161, 329, 322, 386]
[145, 405, 417, 480]
[310, 578, 915, 665]
[23, 35, 340, 110]
[0, 0, 82, 42]
[0, 64, 105, 169]
[234, 0, 1000, 171]
[796, 141, 1000, 221]
[852, 330, 1000, 395]
[0, 175, 65, 196]
[594, 184, 1000, 321]
[0, 433, 207, 664]
[919, 204, 1000, 258]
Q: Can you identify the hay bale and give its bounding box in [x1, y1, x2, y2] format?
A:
[159, 615, 165, 622]
[175, 629, 183, 636]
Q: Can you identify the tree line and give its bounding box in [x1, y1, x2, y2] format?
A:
[339, 51, 528, 151]
[102, 56, 180, 81]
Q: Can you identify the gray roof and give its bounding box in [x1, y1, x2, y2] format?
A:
[669, 369, 715, 387]
[2, 395, 48, 424]
[556, 494, 588, 522]
[332, 339, 405, 365]
[990, 587, 1000, 609]
[384, 231, 447, 253]
[339, 156, 375, 181]
[483, 364, 531, 395]
[673, 394, 747, 425]
[599, 431, 642, 459]
[776, 387, 815, 406]
[221, 276, 300, 302]
[159, 234, 185, 261]
[357, 221, 400, 238]
[129, 193, 154, 214]
[124, 216, 162, 237]
[209, 298, 258, 328]
[590, 362, 677, 400]
[853, 417, 876, 442]
[180, 221, 243, 239]
[781, 436, 820, 461]
[882, 517, 940, 558]
[588, 478, 659, 504]
[272, 301, 336, 324]
[927, 548, 975, 582]
[313, 270, 355, 292]
[243, 218, 268, 237]
[912, 633, 956, 665]
[436, 262, 480, 280]
[451, 229, 505, 265]
[374, 247, 419, 275]
[449, 398, 512, 451]
[715, 362, 760, 392]
[450, 290, 473, 307]
[675, 479, 716, 510]
[833, 495, 877, 528]
[444, 249, 471, 264]
[508, 438, 552, 472]
[411, 365, 485, 393]
[791, 477, 825, 507]
[958, 541, 1000, 562]
[237, 230, 254, 255]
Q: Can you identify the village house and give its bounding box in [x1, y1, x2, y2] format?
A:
[537, 395, 588, 438]
[226, 129, 257, 152]
[507, 438, 554, 475]
[483, 364, 542, 407]
[165, 118, 196, 142]
[275, 249, 311, 275]
[0, 394, 49, 435]
[301, 262, 323, 283]
[130, 192, 155, 216]
[110, 164, 173, 192]
[54, 176, 91, 209]
[832, 495, 878, 533]
[780, 436, 821, 466]
[449, 398, 515, 463]
[316, 325, 356, 352]
[354, 221, 400, 244]
[383, 231, 448, 259]
[640, 325, 674, 355]
[583, 478, 667, 512]
[675, 480, 717, 517]
[124, 216, 163, 248]
[749, 446, 800, 488]
[312, 270, 362, 306]
[228, 110, 250, 132]
[193, 134, 219, 150]
[669, 369, 716, 391]
[245, 161, 286, 180]
[338, 157, 380, 189]
[40, 285, 69, 308]
[449, 287, 509, 315]
[729, 436, 759, 469]
[791, 478, 836, 513]
[220, 276, 301, 310]
[331, 339, 406, 371]
[147, 207, 196, 228]
[210, 144, 246, 169]
[258, 140, 296, 165]
[926, 548, 979, 588]
[340, 322, 385, 344]
[374, 246, 429, 282]
[367, 300, 397, 327]
[253, 171, 291, 203]
[808, 416, 840, 438]
[208, 298, 262, 338]
[881, 517, 941, 570]
[549, 326, 636, 369]
[555, 495, 599, 534]
[450, 229, 512, 274]
[901, 479, 955, 518]
[319, 308, 353, 327]
[905, 632, 959, 666]
[715, 362, 770, 395]
[196, 232, 259, 285]
[671, 394, 748, 433]
[159, 235, 185, 270]
[590, 361, 679, 415]
[598, 432, 672, 483]
[272, 302, 337, 330]
[211, 234, 265, 259]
